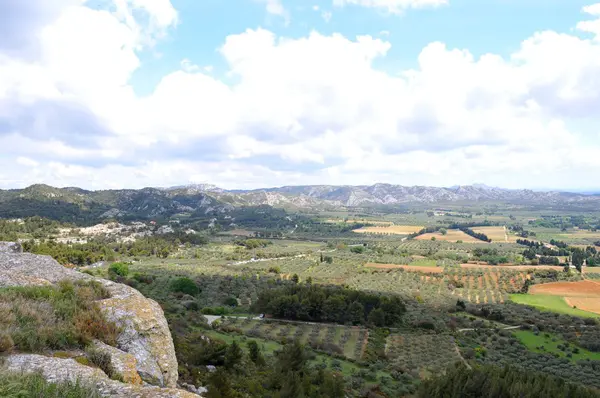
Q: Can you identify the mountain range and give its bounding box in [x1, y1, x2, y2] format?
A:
[0, 183, 598, 223]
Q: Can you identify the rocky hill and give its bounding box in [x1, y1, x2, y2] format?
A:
[0, 242, 203, 397]
[0, 183, 597, 224]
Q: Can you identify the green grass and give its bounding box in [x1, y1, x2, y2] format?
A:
[410, 259, 438, 267]
[0, 372, 101, 398]
[514, 330, 600, 362]
[509, 294, 599, 318]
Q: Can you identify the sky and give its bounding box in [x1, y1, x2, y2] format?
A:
[0, 0, 599, 191]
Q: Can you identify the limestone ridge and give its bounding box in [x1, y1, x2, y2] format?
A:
[0, 243, 199, 397]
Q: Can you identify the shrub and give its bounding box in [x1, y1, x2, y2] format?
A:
[224, 297, 238, 307]
[108, 262, 129, 278]
[0, 281, 118, 352]
[0, 333, 14, 353]
[201, 307, 229, 315]
[170, 277, 199, 295]
[0, 372, 101, 398]
[86, 347, 120, 381]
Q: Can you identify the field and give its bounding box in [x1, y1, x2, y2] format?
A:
[217, 318, 368, 361]
[386, 333, 462, 373]
[509, 294, 599, 318]
[352, 225, 423, 235]
[460, 264, 563, 271]
[521, 280, 600, 315]
[529, 280, 600, 297]
[415, 229, 483, 243]
[327, 219, 393, 226]
[514, 330, 600, 362]
[365, 263, 443, 273]
[471, 226, 516, 242]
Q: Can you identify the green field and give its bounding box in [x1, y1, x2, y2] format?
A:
[514, 330, 600, 362]
[509, 294, 599, 318]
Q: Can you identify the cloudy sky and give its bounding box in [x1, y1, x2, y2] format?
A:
[1, 0, 599, 191]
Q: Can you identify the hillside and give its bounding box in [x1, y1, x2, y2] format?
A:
[0, 183, 598, 224]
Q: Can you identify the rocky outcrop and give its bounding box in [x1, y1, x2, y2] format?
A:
[98, 281, 178, 387]
[0, 247, 182, 391]
[4, 354, 199, 398]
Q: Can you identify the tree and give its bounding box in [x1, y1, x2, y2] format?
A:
[440, 228, 448, 236]
[206, 368, 237, 398]
[572, 249, 585, 273]
[348, 301, 365, 325]
[108, 262, 128, 278]
[170, 277, 199, 295]
[224, 340, 243, 369]
[368, 308, 386, 327]
[291, 274, 299, 284]
[247, 340, 265, 366]
[321, 372, 346, 398]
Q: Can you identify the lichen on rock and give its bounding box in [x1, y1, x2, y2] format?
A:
[97, 281, 178, 387]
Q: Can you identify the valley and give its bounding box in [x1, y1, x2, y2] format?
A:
[2, 184, 600, 397]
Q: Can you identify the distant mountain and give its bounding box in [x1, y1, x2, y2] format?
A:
[237, 183, 597, 207]
[0, 183, 597, 223]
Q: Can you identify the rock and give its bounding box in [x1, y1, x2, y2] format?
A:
[0, 245, 179, 388]
[91, 340, 143, 385]
[0, 241, 22, 253]
[98, 281, 178, 387]
[181, 383, 208, 395]
[3, 354, 201, 397]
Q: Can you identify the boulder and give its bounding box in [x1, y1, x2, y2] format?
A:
[98, 281, 178, 387]
[0, 241, 22, 253]
[91, 340, 143, 385]
[0, 246, 178, 388]
[3, 354, 200, 398]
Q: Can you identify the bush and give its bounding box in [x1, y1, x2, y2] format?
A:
[0, 332, 14, 353]
[0, 281, 118, 352]
[0, 372, 101, 398]
[201, 307, 228, 315]
[224, 297, 238, 307]
[108, 262, 129, 278]
[170, 277, 199, 295]
[86, 347, 120, 381]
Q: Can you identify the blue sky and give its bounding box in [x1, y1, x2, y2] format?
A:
[0, 0, 600, 190]
[129, 0, 595, 95]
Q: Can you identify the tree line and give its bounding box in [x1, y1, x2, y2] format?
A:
[419, 364, 600, 397]
[252, 284, 406, 327]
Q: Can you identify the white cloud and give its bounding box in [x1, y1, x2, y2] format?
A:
[332, 0, 448, 14]
[1, 1, 600, 190]
[254, 0, 290, 25]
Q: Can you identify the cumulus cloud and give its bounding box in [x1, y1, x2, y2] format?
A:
[1, 1, 600, 190]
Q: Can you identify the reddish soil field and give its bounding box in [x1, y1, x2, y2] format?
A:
[564, 297, 600, 315]
[459, 264, 563, 271]
[364, 263, 443, 273]
[529, 280, 600, 297]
